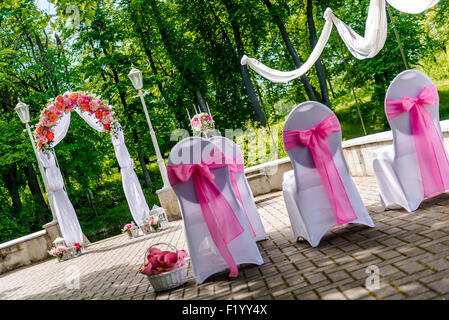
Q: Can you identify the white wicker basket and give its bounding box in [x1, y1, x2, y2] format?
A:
[142, 243, 188, 292]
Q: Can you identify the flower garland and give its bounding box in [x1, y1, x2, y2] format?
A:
[35, 91, 119, 152]
[191, 112, 214, 135]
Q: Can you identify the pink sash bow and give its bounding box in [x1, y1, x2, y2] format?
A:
[283, 113, 357, 225]
[167, 151, 244, 277]
[385, 85, 449, 197]
[224, 154, 256, 238]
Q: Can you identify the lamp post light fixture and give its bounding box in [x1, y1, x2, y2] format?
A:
[128, 66, 171, 189]
[15, 98, 57, 222]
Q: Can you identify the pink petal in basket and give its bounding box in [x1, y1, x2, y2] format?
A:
[139, 262, 153, 276]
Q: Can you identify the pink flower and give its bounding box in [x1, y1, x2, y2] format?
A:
[206, 115, 212, 121]
[38, 136, 48, 145]
[89, 100, 99, 111]
[101, 114, 113, 125]
[41, 118, 52, 127]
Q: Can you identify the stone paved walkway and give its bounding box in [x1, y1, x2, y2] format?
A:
[1, 177, 449, 300]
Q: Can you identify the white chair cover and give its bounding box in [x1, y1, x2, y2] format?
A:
[372, 70, 447, 212]
[209, 136, 267, 241]
[282, 102, 374, 247]
[168, 137, 263, 284]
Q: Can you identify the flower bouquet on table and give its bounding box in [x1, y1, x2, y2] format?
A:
[139, 243, 188, 291]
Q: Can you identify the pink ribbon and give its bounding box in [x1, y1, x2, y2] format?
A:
[167, 150, 244, 277]
[283, 113, 357, 225]
[385, 85, 449, 197]
[224, 154, 256, 238]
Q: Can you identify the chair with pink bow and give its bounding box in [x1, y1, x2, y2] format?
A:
[209, 136, 267, 242]
[372, 70, 449, 212]
[167, 137, 263, 284]
[282, 102, 374, 247]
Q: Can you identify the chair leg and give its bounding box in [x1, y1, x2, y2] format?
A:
[380, 193, 388, 211]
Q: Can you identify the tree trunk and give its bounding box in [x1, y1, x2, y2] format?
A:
[224, 1, 267, 127]
[195, 90, 208, 112]
[24, 164, 51, 225]
[306, 0, 330, 105]
[262, 0, 318, 101]
[1, 164, 23, 219]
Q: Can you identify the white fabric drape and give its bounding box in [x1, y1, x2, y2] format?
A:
[111, 124, 150, 225]
[37, 108, 150, 244]
[241, 0, 439, 82]
[333, 0, 387, 60]
[75, 109, 106, 132]
[52, 112, 71, 147]
[387, 0, 439, 14]
[38, 149, 83, 245]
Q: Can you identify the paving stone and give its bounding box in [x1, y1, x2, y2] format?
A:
[427, 278, 449, 294]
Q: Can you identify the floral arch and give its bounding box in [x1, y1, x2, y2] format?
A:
[35, 91, 150, 245]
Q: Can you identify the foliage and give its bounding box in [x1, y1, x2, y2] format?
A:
[0, 0, 447, 243]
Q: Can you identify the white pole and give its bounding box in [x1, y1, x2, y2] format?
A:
[206, 102, 212, 120]
[138, 89, 171, 189]
[25, 123, 57, 221]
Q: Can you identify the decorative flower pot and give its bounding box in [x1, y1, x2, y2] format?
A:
[130, 227, 141, 238]
[140, 224, 152, 235]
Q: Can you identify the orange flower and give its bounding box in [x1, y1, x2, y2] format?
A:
[69, 92, 78, 100]
[48, 113, 58, 123]
[81, 102, 90, 112]
[36, 126, 43, 135]
[56, 96, 64, 103]
[55, 101, 64, 110]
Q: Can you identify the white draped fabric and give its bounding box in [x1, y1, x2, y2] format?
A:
[111, 125, 150, 225]
[37, 109, 150, 244]
[52, 112, 71, 146]
[241, 0, 439, 82]
[75, 108, 106, 132]
[38, 149, 83, 245]
[387, 0, 439, 14]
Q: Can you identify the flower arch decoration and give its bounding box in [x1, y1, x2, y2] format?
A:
[32, 91, 150, 246]
[35, 91, 119, 151]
